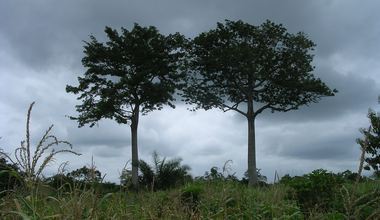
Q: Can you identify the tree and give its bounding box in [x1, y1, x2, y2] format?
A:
[183, 20, 336, 186]
[67, 166, 102, 183]
[66, 24, 186, 189]
[357, 98, 380, 173]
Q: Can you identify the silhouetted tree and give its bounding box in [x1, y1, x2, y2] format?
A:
[183, 20, 336, 186]
[357, 98, 380, 173]
[67, 166, 102, 183]
[66, 24, 186, 189]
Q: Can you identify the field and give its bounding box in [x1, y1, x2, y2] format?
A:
[0, 172, 379, 219]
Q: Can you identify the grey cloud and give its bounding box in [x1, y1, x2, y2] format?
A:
[252, 68, 379, 124]
[66, 122, 130, 149]
[1, 0, 380, 182]
[256, 113, 366, 162]
[3, 0, 380, 72]
[279, 137, 357, 160]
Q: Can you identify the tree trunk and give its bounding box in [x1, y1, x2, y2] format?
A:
[247, 98, 258, 186]
[131, 105, 140, 190]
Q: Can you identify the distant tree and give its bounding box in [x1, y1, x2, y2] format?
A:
[357, 98, 380, 173]
[203, 167, 224, 180]
[67, 166, 102, 183]
[45, 173, 74, 190]
[66, 24, 186, 189]
[338, 170, 361, 182]
[183, 20, 336, 186]
[200, 161, 239, 182]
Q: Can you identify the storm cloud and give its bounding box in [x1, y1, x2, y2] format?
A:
[1, 0, 379, 182]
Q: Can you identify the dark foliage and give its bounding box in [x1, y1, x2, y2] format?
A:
[66, 24, 187, 188]
[122, 151, 192, 191]
[66, 24, 186, 127]
[241, 169, 268, 186]
[183, 19, 336, 185]
[357, 101, 380, 172]
[45, 167, 120, 193]
[337, 170, 364, 182]
[67, 166, 102, 183]
[44, 173, 74, 190]
[181, 184, 203, 213]
[0, 157, 24, 193]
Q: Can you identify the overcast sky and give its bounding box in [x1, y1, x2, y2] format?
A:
[1, 0, 379, 183]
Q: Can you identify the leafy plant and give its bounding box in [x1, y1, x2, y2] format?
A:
[181, 184, 203, 214]
[281, 169, 344, 212]
[121, 151, 191, 191]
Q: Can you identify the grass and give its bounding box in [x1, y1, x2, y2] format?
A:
[0, 181, 302, 219]
[0, 180, 378, 219]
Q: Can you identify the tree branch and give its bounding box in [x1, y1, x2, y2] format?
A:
[253, 79, 266, 89]
[253, 104, 271, 118]
[222, 103, 247, 117]
[253, 103, 298, 118]
[269, 105, 298, 112]
[253, 87, 268, 93]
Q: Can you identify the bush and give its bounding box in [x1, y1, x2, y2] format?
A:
[181, 184, 203, 212]
[281, 169, 344, 212]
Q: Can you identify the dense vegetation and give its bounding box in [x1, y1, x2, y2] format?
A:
[0, 160, 379, 219]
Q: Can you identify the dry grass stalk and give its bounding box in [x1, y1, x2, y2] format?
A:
[0, 102, 81, 184]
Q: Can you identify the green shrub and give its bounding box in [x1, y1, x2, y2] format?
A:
[281, 169, 344, 212]
[181, 183, 203, 212]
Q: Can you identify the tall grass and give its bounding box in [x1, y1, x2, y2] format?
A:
[0, 180, 305, 219]
[0, 102, 80, 186]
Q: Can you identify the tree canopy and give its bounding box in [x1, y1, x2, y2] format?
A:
[66, 24, 186, 126]
[183, 20, 336, 185]
[184, 20, 335, 115]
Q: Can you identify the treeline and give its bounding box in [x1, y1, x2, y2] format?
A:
[1, 151, 378, 194]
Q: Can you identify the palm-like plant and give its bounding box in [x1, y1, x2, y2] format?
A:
[138, 151, 191, 191]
